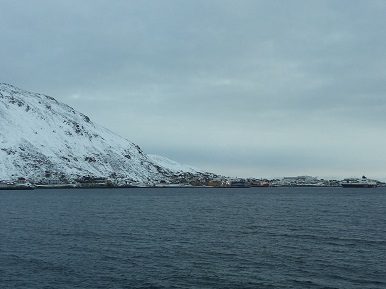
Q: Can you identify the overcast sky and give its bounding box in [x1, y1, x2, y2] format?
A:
[2, 0, 386, 180]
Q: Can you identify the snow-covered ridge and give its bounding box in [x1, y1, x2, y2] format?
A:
[0, 83, 209, 185]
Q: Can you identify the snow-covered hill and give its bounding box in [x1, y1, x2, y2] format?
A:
[0, 83, 211, 185]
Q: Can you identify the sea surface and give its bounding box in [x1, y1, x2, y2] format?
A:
[1, 187, 385, 289]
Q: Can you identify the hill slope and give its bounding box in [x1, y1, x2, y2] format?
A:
[0, 83, 211, 185]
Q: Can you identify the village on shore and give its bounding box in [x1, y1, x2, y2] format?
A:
[0, 174, 384, 189]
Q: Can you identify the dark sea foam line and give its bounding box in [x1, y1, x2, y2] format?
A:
[263, 229, 386, 249]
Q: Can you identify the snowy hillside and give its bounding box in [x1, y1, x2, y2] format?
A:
[0, 83, 209, 185]
[148, 155, 203, 174]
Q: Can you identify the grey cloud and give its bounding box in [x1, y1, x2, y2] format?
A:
[2, 0, 386, 179]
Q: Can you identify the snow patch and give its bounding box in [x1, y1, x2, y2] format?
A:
[147, 154, 203, 174]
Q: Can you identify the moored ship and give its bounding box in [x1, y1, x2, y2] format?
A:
[0, 183, 34, 190]
[0, 178, 35, 190]
[341, 176, 377, 188]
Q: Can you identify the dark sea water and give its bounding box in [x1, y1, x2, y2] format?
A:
[1, 187, 385, 289]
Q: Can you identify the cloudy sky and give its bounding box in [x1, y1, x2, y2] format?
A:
[2, 0, 386, 180]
